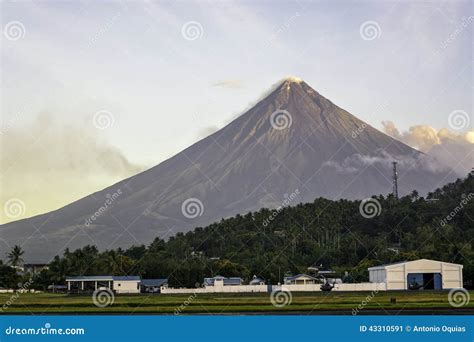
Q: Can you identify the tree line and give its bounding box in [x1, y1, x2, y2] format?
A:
[1, 173, 473, 290]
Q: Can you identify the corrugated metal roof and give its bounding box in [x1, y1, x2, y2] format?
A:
[284, 273, 317, 281]
[367, 259, 463, 271]
[65, 275, 140, 281]
[65, 276, 114, 281]
[113, 276, 140, 281]
[141, 279, 168, 287]
[203, 276, 243, 286]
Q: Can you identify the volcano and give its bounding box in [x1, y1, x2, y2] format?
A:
[0, 78, 455, 262]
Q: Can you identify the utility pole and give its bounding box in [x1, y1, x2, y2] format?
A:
[392, 161, 399, 199]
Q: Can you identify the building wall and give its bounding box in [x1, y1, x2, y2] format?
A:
[386, 265, 406, 290]
[113, 281, 140, 294]
[369, 269, 386, 283]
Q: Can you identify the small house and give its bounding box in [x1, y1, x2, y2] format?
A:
[141, 279, 168, 293]
[203, 275, 243, 286]
[284, 274, 321, 285]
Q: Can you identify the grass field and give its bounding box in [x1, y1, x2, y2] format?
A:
[1, 291, 473, 314]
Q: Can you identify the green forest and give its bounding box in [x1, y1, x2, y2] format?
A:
[1, 173, 473, 290]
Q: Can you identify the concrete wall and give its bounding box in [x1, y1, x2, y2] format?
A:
[161, 285, 267, 294]
[334, 283, 386, 291]
[161, 283, 385, 294]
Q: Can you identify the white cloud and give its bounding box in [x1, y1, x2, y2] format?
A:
[382, 121, 473, 176]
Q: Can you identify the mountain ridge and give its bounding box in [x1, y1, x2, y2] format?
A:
[0, 78, 455, 262]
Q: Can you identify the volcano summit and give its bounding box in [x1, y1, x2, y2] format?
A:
[0, 78, 454, 261]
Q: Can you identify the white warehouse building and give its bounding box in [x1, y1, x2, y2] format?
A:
[368, 259, 463, 290]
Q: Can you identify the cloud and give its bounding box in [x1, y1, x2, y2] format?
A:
[197, 125, 220, 139]
[381, 121, 473, 176]
[0, 112, 144, 223]
[322, 148, 446, 175]
[211, 80, 244, 89]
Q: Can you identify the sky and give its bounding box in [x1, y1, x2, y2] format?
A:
[1, 0, 472, 223]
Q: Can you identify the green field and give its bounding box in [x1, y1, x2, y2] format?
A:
[1, 291, 473, 314]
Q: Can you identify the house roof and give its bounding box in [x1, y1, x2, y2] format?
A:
[65, 275, 140, 281]
[368, 259, 463, 271]
[66, 276, 114, 281]
[112, 276, 141, 281]
[249, 277, 265, 285]
[141, 279, 168, 287]
[284, 273, 318, 281]
[203, 276, 243, 286]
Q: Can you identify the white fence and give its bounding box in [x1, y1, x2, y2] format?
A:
[161, 285, 268, 294]
[161, 283, 386, 294]
[0, 289, 40, 293]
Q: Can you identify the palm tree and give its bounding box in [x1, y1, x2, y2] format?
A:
[410, 190, 419, 201]
[7, 245, 24, 267]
